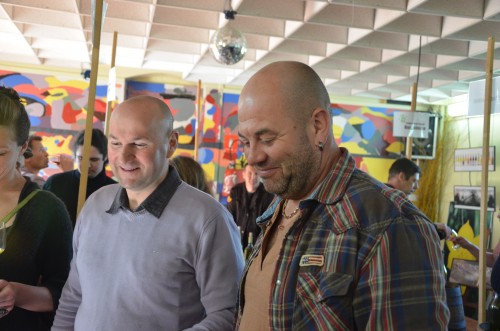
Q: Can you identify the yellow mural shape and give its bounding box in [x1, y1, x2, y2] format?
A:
[360, 106, 393, 120]
[178, 136, 193, 144]
[386, 141, 405, 154]
[347, 116, 365, 125]
[338, 142, 368, 155]
[446, 220, 479, 269]
[358, 158, 396, 183]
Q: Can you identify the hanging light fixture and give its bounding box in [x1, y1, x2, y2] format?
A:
[209, 0, 247, 65]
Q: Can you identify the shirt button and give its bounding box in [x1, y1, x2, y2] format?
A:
[276, 280, 281, 286]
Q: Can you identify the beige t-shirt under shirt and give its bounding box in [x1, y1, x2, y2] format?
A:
[239, 201, 300, 330]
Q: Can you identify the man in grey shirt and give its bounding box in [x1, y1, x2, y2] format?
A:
[52, 95, 244, 330]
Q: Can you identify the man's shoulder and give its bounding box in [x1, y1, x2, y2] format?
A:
[103, 175, 117, 184]
[346, 169, 427, 225]
[44, 170, 77, 189]
[47, 170, 77, 181]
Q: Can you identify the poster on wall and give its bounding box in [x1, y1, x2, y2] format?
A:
[454, 146, 495, 172]
[453, 185, 496, 211]
[411, 113, 438, 160]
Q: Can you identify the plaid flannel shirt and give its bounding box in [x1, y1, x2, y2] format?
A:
[236, 148, 449, 330]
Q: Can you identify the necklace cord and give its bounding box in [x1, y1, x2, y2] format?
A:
[282, 199, 300, 219]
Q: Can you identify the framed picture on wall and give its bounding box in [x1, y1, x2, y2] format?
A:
[411, 113, 439, 160]
[454, 146, 495, 172]
[453, 185, 496, 211]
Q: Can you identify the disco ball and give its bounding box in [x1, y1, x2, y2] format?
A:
[209, 25, 247, 65]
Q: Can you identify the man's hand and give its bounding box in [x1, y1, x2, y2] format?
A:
[50, 154, 74, 172]
[435, 223, 452, 240]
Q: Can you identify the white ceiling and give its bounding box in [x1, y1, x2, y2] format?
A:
[2, 0, 500, 103]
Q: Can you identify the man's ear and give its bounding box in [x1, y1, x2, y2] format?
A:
[397, 172, 406, 182]
[20, 141, 28, 155]
[311, 107, 330, 143]
[166, 131, 179, 158]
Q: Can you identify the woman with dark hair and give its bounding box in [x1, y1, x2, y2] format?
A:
[0, 86, 73, 330]
[170, 155, 213, 196]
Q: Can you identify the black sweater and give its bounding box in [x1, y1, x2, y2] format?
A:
[0, 180, 73, 330]
[43, 169, 116, 226]
[227, 182, 275, 247]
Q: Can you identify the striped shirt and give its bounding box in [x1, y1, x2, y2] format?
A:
[237, 148, 450, 330]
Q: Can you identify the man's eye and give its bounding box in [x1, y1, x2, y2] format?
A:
[261, 137, 275, 144]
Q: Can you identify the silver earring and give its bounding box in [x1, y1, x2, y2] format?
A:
[318, 141, 324, 151]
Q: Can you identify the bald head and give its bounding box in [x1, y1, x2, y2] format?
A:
[112, 95, 174, 133]
[241, 61, 331, 122]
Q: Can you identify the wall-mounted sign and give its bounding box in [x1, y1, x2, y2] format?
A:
[393, 111, 430, 138]
[467, 76, 500, 116]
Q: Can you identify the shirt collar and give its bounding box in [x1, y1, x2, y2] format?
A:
[106, 165, 182, 218]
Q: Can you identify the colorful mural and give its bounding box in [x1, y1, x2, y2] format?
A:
[331, 103, 407, 183]
[2, 70, 407, 200]
[331, 103, 405, 156]
[0, 70, 120, 178]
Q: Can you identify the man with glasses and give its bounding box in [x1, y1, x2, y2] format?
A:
[43, 129, 116, 226]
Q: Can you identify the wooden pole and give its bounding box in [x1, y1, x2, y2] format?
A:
[194, 79, 203, 160]
[405, 82, 417, 158]
[76, 0, 104, 218]
[478, 36, 494, 324]
[104, 31, 118, 137]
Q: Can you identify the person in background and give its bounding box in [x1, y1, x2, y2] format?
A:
[16, 147, 33, 173]
[491, 247, 500, 294]
[235, 61, 449, 330]
[0, 86, 73, 330]
[386, 157, 421, 196]
[387, 157, 452, 239]
[170, 155, 213, 196]
[451, 208, 500, 268]
[52, 95, 244, 330]
[22, 135, 49, 187]
[227, 163, 274, 248]
[43, 128, 116, 226]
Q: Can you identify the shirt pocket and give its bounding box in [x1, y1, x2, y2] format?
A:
[294, 271, 353, 329]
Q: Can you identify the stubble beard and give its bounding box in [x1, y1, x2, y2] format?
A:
[261, 140, 319, 199]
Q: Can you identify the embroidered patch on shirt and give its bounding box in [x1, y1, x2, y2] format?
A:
[299, 254, 324, 267]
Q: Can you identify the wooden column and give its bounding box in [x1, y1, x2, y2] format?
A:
[76, 0, 104, 218]
[478, 36, 494, 324]
[104, 31, 118, 137]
